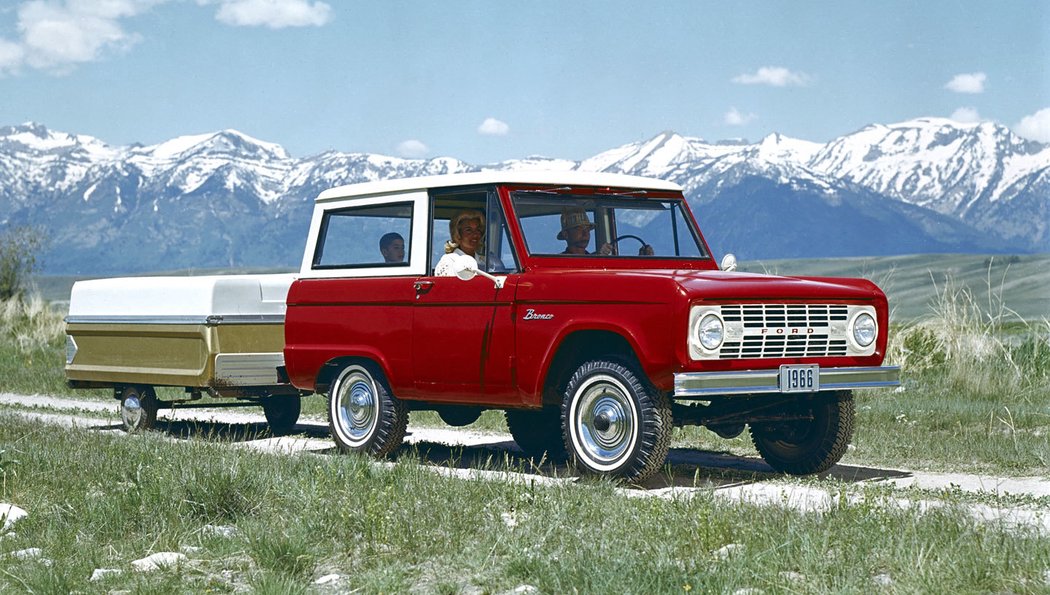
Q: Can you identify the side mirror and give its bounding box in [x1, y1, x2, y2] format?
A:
[452, 254, 506, 289]
[720, 253, 737, 272]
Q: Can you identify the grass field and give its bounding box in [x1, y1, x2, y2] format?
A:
[0, 416, 1047, 593]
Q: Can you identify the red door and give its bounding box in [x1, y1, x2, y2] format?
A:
[410, 274, 519, 405]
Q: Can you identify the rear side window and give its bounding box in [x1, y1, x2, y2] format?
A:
[313, 202, 413, 269]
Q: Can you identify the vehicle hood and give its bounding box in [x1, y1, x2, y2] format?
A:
[650, 269, 883, 301]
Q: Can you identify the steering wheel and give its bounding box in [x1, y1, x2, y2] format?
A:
[614, 234, 646, 247]
[614, 234, 654, 256]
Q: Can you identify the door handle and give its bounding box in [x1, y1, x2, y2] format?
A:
[414, 280, 434, 297]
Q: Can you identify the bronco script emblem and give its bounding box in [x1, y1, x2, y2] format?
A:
[522, 308, 554, 320]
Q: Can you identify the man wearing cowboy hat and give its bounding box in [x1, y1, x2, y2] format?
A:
[558, 208, 654, 256]
[558, 208, 613, 255]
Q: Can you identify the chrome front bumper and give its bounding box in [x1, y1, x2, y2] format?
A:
[674, 366, 900, 398]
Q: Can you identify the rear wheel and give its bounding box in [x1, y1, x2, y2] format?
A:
[328, 363, 407, 457]
[505, 408, 566, 460]
[436, 406, 483, 427]
[750, 391, 854, 475]
[262, 395, 301, 436]
[561, 360, 672, 482]
[119, 385, 158, 433]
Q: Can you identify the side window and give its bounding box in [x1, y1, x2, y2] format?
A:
[313, 202, 412, 269]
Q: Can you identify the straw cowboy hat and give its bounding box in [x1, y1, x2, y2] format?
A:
[557, 208, 595, 240]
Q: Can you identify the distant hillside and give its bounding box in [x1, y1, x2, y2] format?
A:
[741, 253, 1050, 322]
[34, 254, 1049, 323]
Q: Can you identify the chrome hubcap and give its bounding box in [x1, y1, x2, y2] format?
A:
[121, 395, 142, 428]
[336, 369, 378, 445]
[574, 376, 636, 466]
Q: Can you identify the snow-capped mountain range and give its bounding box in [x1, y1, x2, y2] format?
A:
[0, 118, 1047, 274]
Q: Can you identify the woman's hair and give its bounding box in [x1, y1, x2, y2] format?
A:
[444, 210, 485, 254]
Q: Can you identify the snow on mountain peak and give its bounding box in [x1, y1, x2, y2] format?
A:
[142, 129, 290, 161]
[754, 132, 821, 163]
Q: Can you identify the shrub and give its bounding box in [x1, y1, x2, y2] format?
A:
[0, 226, 46, 300]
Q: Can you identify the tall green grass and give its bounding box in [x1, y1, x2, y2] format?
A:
[0, 416, 1047, 593]
[863, 274, 1050, 473]
[0, 296, 73, 396]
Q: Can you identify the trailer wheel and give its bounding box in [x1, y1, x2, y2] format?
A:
[262, 395, 301, 436]
[120, 385, 158, 433]
[328, 363, 407, 457]
[562, 360, 672, 483]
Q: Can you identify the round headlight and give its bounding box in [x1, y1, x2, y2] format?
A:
[698, 314, 724, 351]
[852, 312, 876, 347]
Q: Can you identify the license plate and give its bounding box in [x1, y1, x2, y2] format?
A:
[779, 364, 819, 393]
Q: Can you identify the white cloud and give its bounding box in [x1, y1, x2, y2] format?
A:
[0, 0, 331, 75]
[0, 39, 25, 74]
[1015, 107, 1050, 143]
[945, 72, 986, 94]
[15, 0, 157, 72]
[949, 107, 981, 123]
[396, 139, 428, 158]
[724, 107, 757, 126]
[732, 66, 809, 87]
[478, 117, 509, 136]
[210, 0, 332, 29]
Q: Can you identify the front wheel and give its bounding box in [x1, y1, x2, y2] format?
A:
[119, 385, 158, 433]
[750, 391, 854, 475]
[328, 363, 407, 458]
[262, 395, 301, 436]
[561, 360, 672, 482]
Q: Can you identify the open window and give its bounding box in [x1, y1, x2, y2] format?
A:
[428, 187, 518, 275]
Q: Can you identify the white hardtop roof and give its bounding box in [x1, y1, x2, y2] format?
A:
[316, 171, 682, 202]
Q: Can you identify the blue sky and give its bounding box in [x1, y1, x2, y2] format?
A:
[1, 0, 1048, 163]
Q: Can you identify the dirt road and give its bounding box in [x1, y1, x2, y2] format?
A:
[2, 392, 1048, 532]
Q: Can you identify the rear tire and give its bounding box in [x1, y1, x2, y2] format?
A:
[262, 395, 301, 436]
[119, 385, 158, 433]
[505, 408, 566, 460]
[328, 363, 407, 458]
[436, 406, 483, 427]
[561, 360, 672, 482]
[750, 391, 854, 475]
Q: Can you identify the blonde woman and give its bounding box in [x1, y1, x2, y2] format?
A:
[434, 210, 485, 276]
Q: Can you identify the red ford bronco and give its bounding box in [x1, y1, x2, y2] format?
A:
[284, 171, 899, 482]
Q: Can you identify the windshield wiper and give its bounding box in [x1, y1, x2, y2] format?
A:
[517, 187, 573, 194]
[599, 190, 648, 197]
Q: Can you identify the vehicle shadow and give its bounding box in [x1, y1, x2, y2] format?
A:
[130, 417, 912, 491]
[123, 418, 333, 442]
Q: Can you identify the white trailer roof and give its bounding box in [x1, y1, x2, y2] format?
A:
[316, 171, 681, 203]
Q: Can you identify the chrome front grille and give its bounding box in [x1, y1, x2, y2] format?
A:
[708, 304, 854, 360]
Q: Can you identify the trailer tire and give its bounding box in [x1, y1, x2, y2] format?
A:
[328, 363, 407, 458]
[120, 385, 158, 433]
[263, 395, 301, 436]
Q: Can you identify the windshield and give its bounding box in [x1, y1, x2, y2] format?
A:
[510, 192, 708, 259]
